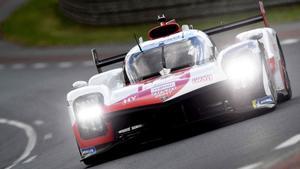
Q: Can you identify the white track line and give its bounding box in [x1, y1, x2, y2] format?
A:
[238, 162, 263, 169]
[275, 134, 300, 150]
[22, 155, 37, 164]
[82, 60, 94, 67]
[58, 62, 73, 68]
[281, 38, 299, 45]
[32, 63, 47, 69]
[11, 63, 25, 70]
[0, 118, 37, 169]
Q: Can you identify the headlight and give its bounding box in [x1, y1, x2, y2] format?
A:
[73, 94, 106, 138]
[225, 56, 258, 88]
[76, 105, 103, 124]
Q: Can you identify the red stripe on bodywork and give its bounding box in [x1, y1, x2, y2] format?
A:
[268, 57, 276, 74]
[105, 71, 190, 113]
[75, 69, 191, 148]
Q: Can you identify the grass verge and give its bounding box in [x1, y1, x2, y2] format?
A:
[1, 0, 300, 46]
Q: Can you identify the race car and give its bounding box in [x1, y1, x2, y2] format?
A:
[66, 1, 292, 165]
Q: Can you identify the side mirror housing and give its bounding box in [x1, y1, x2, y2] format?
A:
[249, 33, 263, 40]
[72, 81, 87, 89]
[237, 31, 263, 41]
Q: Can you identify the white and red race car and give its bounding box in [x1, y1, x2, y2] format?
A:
[66, 1, 291, 165]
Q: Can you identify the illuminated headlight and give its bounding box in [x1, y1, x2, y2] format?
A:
[225, 56, 258, 88]
[77, 105, 103, 124]
[74, 94, 105, 134]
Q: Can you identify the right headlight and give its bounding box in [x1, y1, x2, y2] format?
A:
[225, 56, 257, 84]
[222, 47, 260, 89]
[73, 94, 106, 137]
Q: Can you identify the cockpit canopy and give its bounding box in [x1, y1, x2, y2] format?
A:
[125, 36, 213, 83]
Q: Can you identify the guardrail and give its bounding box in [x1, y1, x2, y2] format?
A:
[59, 0, 300, 25]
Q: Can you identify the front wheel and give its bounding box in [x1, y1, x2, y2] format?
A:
[279, 64, 292, 102]
[276, 35, 292, 102]
[82, 157, 96, 166]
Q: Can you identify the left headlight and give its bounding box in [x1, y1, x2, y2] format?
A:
[73, 94, 106, 138]
[224, 55, 258, 88]
[77, 105, 102, 124]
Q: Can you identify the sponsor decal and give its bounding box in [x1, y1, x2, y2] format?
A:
[118, 127, 130, 134]
[192, 74, 213, 84]
[123, 95, 137, 104]
[258, 96, 274, 104]
[81, 147, 96, 156]
[118, 124, 144, 134]
[151, 82, 176, 98]
[131, 124, 143, 130]
[252, 96, 274, 109]
[252, 100, 257, 109]
[160, 95, 169, 102]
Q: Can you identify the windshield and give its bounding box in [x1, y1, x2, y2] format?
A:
[126, 37, 205, 82]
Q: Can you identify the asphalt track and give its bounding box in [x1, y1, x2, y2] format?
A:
[0, 31, 300, 169]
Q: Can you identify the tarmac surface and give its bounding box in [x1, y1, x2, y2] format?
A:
[1, 1, 300, 169]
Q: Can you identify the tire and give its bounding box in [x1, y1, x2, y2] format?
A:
[83, 153, 107, 166]
[264, 62, 278, 107]
[276, 35, 292, 102]
[280, 66, 292, 101]
[82, 156, 97, 166]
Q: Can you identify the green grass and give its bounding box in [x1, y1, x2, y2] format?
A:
[1, 0, 300, 46]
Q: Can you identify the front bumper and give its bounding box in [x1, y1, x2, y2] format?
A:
[78, 78, 273, 159]
[78, 81, 232, 158]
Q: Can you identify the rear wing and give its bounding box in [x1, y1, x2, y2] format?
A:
[203, 1, 269, 35]
[92, 0, 269, 73]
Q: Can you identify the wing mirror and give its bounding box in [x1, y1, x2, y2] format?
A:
[249, 33, 263, 40]
[72, 81, 87, 89]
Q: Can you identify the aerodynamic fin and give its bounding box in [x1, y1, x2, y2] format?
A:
[203, 0, 269, 35]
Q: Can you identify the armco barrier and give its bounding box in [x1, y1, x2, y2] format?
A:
[59, 0, 300, 25]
